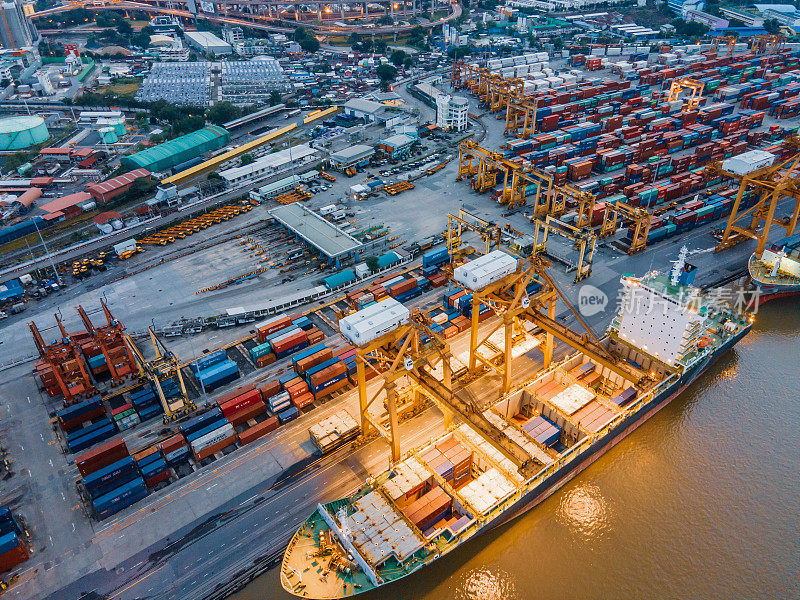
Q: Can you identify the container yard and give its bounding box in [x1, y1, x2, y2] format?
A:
[0, 16, 798, 600]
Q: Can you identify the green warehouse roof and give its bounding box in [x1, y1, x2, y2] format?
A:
[323, 269, 356, 289]
[120, 125, 230, 173]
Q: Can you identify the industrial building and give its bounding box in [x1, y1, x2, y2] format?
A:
[249, 171, 318, 201]
[183, 31, 233, 56]
[219, 144, 319, 187]
[86, 169, 151, 204]
[0, 0, 36, 49]
[39, 191, 92, 220]
[120, 126, 230, 173]
[329, 145, 374, 171]
[135, 61, 213, 106]
[269, 203, 363, 268]
[218, 59, 290, 104]
[0, 116, 48, 150]
[378, 134, 417, 160]
[436, 94, 469, 132]
[342, 98, 389, 123]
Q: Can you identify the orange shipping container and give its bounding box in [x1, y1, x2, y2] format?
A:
[292, 392, 314, 409]
[256, 353, 276, 368]
[312, 377, 348, 401]
[193, 433, 236, 461]
[257, 380, 281, 401]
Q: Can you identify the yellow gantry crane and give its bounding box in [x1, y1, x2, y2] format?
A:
[532, 215, 597, 282]
[348, 253, 658, 474]
[446, 209, 502, 265]
[750, 34, 785, 55]
[711, 149, 800, 256]
[505, 95, 538, 138]
[599, 201, 652, 254]
[711, 35, 737, 56]
[124, 327, 195, 421]
[667, 77, 705, 112]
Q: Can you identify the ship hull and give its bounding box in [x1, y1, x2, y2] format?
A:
[748, 255, 800, 304]
[284, 325, 751, 598]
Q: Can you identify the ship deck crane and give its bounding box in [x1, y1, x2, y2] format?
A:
[711, 150, 800, 256]
[124, 327, 194, 421]
[667, 77, 705, 112]
[29, 316, 95, 403]
[75, 300, 137, 382]
[532, 215, 596, 282]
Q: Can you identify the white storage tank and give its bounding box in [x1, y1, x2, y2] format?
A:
[454, 250, 518, 291]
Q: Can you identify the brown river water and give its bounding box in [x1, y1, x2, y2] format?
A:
[232, 299, 800, 600]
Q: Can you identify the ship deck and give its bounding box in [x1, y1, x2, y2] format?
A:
[281, 282, 753, 599]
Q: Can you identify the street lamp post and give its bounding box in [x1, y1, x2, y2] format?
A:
[32, 218, 61, 286]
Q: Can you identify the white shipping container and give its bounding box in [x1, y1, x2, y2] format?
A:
[255, 313, 290, 331]
[338, 298, 389, 332]
[113, 238, 137, 257]
[341, 298, 410, 346]
[270, 327, 302, 345]
[191, 423, 234, 452]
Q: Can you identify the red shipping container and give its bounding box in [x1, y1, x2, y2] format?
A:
[282, 377, 303, 391]
[75, 438, 129, 477]
[257, 380, 281, 401]
[272, 331, 308, 355]
[227, 400, 267, 426]
[238, 416, 279, 445]
[219, 389, 262, 417]
[0, 539, 28, 573]
[215, 384, 257, 407]
[145, 470, 171, 488]
[256, 353, 276, 368]
[61, 406, 106, 431]
[256, 316, 293, 342]
[160, 434, 186, 454]
[389, 278, 417, 298]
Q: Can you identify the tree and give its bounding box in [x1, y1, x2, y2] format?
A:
[728, 17, 745, 27]
[408, 26, 425, 47]
[365, 256, 380, 272]
[376, 63, 397, 84]
[240, 154, 255, 165]
[552, 36, 563, 51]
[671, 19, 709, 38]
[206, 101, 240, 125]
[403, 55, 414, 70]
[348, 32, 361, 47]
[269, 90, 282, 106]
[116, 19, 132, 36]
[208, 171, 222, 180]
[294, 26, 309, 42]
[764, 18, 781, 34]
[299, 35, 320, 52]
[377, 15, 394, 25]
[390, 49, 407, 66]
[373, 39, 387, 54]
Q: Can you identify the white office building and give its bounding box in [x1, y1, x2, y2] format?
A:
[436, 94, 469, 132]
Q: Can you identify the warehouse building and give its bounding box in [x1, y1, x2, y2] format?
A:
[184, 31, 233, 55]
[270, 203, 363, 269]
[86, 169, 151, 204]
[379, 134, 417, 160]
[249, 171, 318, 201]
[40, 192, 93, 220]
[342, 98, 388, 123]
[219, 144, 318, 187]
[329, 145, 374, 171]
[120, 126, 230, 173]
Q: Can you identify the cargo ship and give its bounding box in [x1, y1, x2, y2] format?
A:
[281, 262, 752, 599]
[748, 233, 800, 303]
